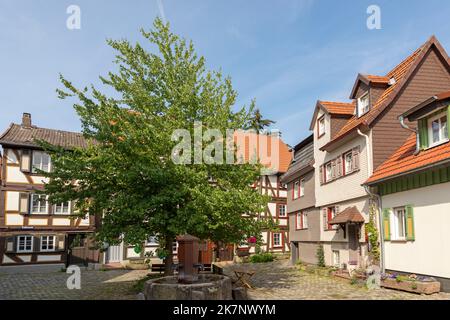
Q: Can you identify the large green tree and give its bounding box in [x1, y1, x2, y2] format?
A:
[41, 18, 271, 274]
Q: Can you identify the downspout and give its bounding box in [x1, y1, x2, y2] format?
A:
[358, 128, 385, 271]
[357, 129, 371, 177]
[399, 115, 420, 155]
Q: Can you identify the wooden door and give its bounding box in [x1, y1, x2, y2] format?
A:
[348, 224, 359, 265]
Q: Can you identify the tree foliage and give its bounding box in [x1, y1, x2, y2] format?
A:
[41, 18, 272, 273]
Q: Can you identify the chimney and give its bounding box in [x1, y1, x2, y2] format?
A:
[22, 113, 32, 128]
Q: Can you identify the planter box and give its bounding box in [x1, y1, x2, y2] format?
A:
[381, 278, 440, 295]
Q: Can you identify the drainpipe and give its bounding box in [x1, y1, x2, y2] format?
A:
[357, 129, 372, 176]
[399, 115, 420, 155]
[358, 128, 386, 272]
[364, 184, 385, 273]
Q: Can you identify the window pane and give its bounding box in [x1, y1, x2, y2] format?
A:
[345, 153, 352, 173]
[441, 116, 448, 140]
[432, 119, 440, 143]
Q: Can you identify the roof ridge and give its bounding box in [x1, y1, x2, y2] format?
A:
[11, 122, 84, 136]
[324, 35, 447, 150]
[319, 100, 354, 105]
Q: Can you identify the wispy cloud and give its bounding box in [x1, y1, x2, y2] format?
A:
[157, 0, 166, 24]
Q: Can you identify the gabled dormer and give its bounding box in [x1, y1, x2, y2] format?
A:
[400, 90, 450, 151]
[349, 74, 392, 118]
[309, 100, 354, 144]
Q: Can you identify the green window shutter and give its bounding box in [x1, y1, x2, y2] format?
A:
[418, 118, 428, 150]
[405, 205, 415, 241]
[382, 208, 391, 241]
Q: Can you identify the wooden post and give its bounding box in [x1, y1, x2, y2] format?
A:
[176, 234, 199, 283]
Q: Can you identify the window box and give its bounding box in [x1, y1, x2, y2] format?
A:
[381, 276, 440, 295]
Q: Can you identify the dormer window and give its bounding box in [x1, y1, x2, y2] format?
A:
[428, 112, 448, 147]
[318, 116, 326, 137]
[357, 92, 369, 117]
[418, 108, 449, 150]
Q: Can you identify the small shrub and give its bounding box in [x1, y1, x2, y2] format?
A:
[250, 253, 274, 263]
[316, 244, 325, 267]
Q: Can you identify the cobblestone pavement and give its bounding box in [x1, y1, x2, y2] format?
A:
[223, 260, 450, 300]
[0, 269, 149, 300]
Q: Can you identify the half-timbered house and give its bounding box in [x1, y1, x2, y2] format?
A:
[235, 131, 293, 254]
[0, 113, 99, 268]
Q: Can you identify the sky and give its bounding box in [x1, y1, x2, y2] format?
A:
[1, 0, 450, 147]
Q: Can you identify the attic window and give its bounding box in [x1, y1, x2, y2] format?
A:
[428, 111, 448, 147]
[357, 92, 369, 117]
[318, 116, 326, 137]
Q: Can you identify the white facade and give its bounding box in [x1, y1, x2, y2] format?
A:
[382, 181, 450, 279]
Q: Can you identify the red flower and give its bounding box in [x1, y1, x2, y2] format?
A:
[248, 236, 257, 244]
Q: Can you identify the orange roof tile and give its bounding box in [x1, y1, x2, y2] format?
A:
[322, 37, 443, 150]
[233, 131, 292, 173]
[319, 101, 355, 116]
[365, 74, 390, 84]
[366, 134, 450, 184]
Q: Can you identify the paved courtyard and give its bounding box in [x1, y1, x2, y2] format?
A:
[223, 260, 450, 300]
[1, 261, 450, 300]
[0, 268, 148, 300]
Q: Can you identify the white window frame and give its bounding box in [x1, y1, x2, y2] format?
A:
[332, 250, 340, 267]
[296, 212, 302, 230]
[17, 235, 33, 253]
[278, 204, 286, 217]
[40, 235, 56, 252]
[293, 181, 300, 199]
[357, 92, 370, 117]
[31, 194, 49, 214]
[391, 207, 406, 240]
[302, 211, 308, 229]
[299, 179, 305, 197]
[54, 201, 71, 215]
[428, 112, 448, 147]
[318, 116, 326, 136]
[344, 151, 353, 175]
[325, 162, 332, 182]
[32, 151, 51, 173]
[273, 233, 282, 247]
[146, 236, 159, 246]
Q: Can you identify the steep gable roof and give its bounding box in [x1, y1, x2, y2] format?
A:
[321, 35, 450, 151]
[0, 123, 89, 149]
[308, 100, 355, 130]
[349, 74, 390, 99]
[233, 131, 292, 174]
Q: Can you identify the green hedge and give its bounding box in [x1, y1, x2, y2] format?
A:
[250, 253, 274, 263]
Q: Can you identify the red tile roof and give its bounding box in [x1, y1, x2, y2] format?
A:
[322, 36, 448, 150]
[329, 206, 365, 224]
[233, 131, 292, 173]
[366, 134, 450, 184]
[319, 101, 355, 116]
[365, 75, 390, 84]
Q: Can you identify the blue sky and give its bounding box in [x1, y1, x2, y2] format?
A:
[1, 0, 450, 146]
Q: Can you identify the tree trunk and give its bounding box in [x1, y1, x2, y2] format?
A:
[164, 235, 174, 276]
[214, 241, 225, 262]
